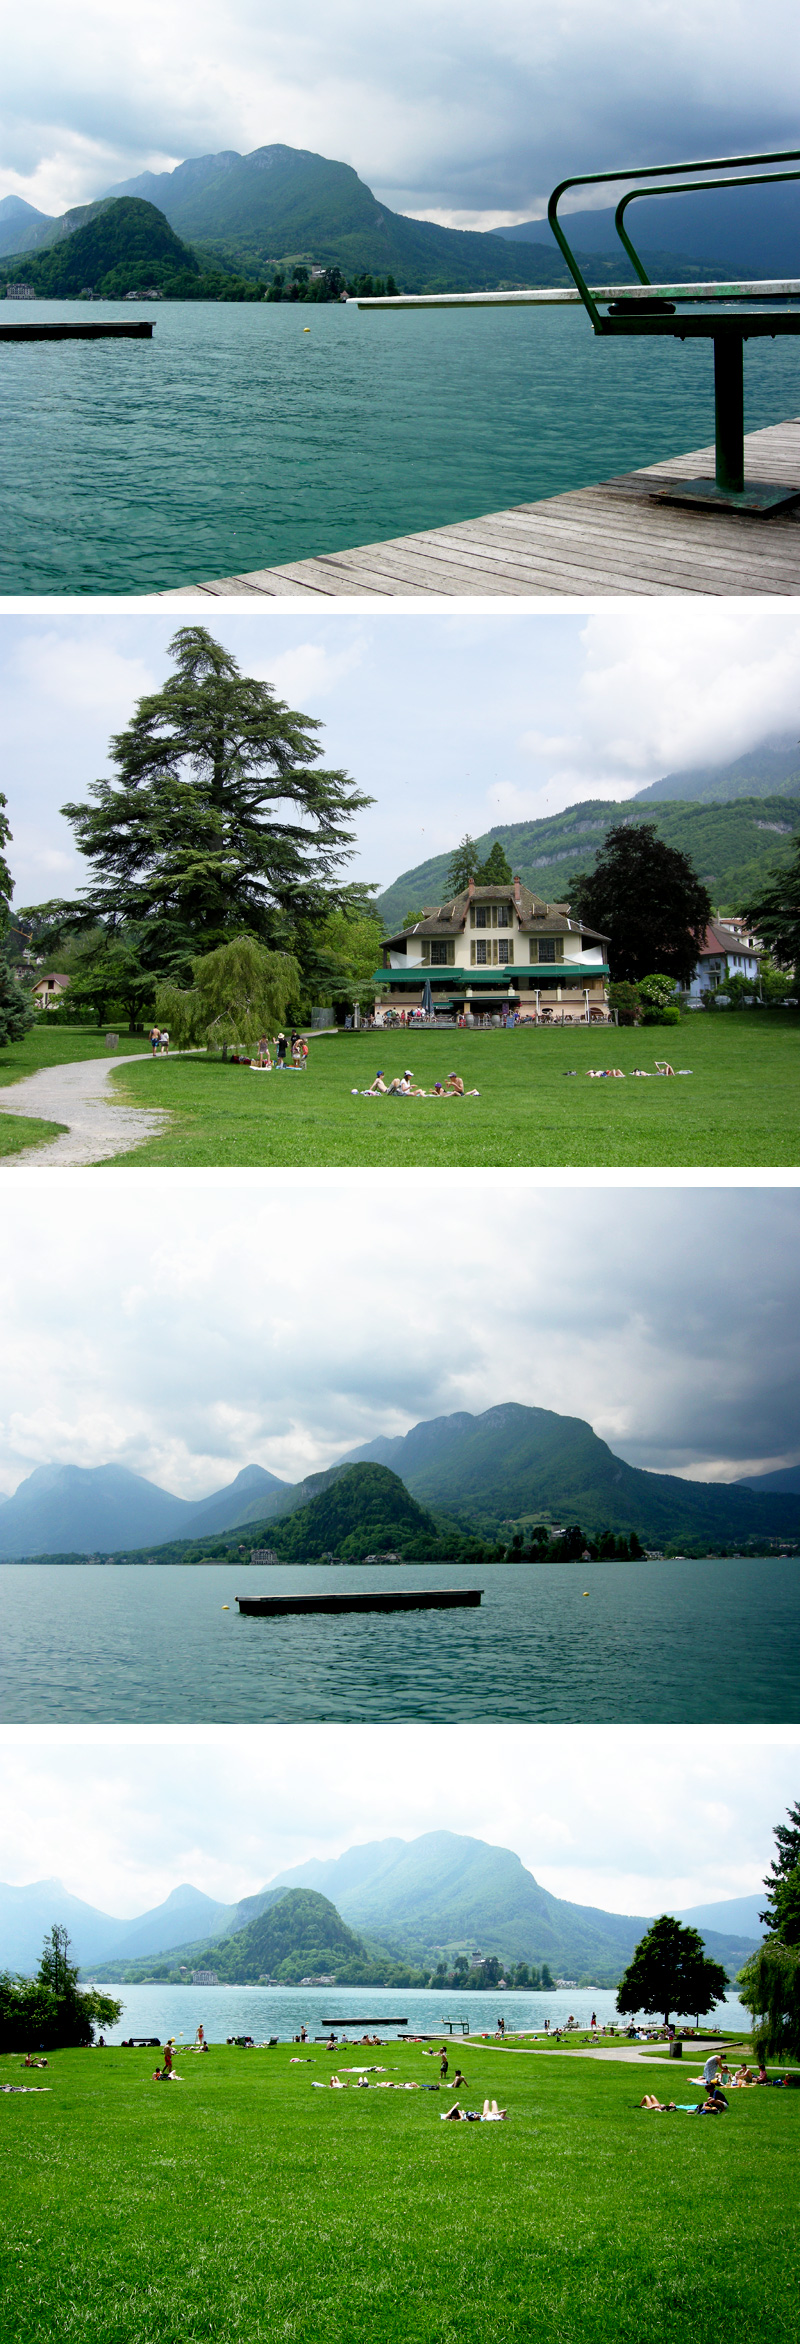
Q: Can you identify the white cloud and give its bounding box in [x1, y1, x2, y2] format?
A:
[2, 0, 800, 217]
[0, 1183, 798, 1498]
[0, 1724, 796, 1918]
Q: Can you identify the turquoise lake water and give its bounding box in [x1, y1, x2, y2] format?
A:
[92, 1982, 752, 2045]
[2, 1557, 797, 1721]
[2, 298, 799, 593]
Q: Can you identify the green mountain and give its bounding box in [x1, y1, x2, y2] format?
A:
[339, 1403, 800, 1546]
[268, 1462, 462, 1562]
[1, 199, 206, 298]
[275, 1833, 758, 1985]
[88, 1836, 759, 1992]
[91, 1886, 423, 1988]
[103, 144, 567, 292]
[376, 792, 800, 930]
[635, 734, 800, 806]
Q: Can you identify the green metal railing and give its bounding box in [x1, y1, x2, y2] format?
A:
[548, 148, 800, 505]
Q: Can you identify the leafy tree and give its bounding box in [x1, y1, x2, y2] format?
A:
[760, 1801, 800, 1928]
[607, 980, 641, 1025]
[402, 907, 427, 930]
[0, 791, 13, 931]
[156, 935, 301, 1055]
[637, 973, 678, 1009]
[743, 837, 800, 977]
[0, 951, 34, 1048]
[312, 901, 385, 1009]
[758, 950, 794, 1003]
[29, 627, 372, 990]
[0, 796, 34, 1047]
[475, 839, 513, 885]
[616, 1914, 727, 2027]
[0, 1926, 121, 2052]
[570, 822, 712, 986]
[738, 1809, 800, 2059]
[540, 1963, 554, 1990]
[447, 834, 480, 894]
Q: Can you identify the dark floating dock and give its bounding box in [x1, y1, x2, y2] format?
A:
[236, 1587, 483, 1618]
[0, 321, 155, 342]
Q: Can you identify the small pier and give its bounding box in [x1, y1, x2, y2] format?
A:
[236, 1587, 482, 1617]
[163, 414, 800, 598]
[0, 321, 155, 342]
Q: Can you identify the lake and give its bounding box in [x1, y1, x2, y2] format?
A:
[2, 1557, 797, 1722]
[88, 1981, 754, 2045]
[2, 298, 799, 593]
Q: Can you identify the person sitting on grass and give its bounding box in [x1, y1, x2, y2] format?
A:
[733, 2063, 755, 2087]
[364, 1070, 388, 1094]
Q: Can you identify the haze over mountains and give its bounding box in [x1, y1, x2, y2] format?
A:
[1, 1833, 764, 1984]
[4, 1402, 800, 1559]
[375, 732, 800, 929]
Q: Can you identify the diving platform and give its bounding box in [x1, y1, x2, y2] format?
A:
[160, 413, 800, 598]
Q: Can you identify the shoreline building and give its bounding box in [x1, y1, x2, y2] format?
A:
[685, 918, 762, 1002]
[375, 877, 610, 1021]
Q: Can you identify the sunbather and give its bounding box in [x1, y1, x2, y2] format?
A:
[364, 1071, 388, 1093]
[640, 2095, 677, 2111]
[481, 2100, 507, 2121]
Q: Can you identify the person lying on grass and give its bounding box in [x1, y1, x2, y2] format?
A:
[441, 2099, 507, 2121]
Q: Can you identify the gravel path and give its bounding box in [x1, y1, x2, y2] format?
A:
[0, 1054, 170, 1167]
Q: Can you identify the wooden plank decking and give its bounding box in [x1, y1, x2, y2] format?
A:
[159, 415, 800, 599]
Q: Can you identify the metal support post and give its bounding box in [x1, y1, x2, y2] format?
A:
[714, 333, 744, 493]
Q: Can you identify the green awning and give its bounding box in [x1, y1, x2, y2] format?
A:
[375, 965, 609, 986]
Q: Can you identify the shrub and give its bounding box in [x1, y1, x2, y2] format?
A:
[640, 1003, 681, 1026]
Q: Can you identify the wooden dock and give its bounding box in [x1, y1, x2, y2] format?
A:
[161, 414, 800, 598]
[0, 321, 155, 342]
[236, 1587, 482, 1618]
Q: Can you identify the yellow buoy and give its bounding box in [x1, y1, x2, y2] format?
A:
[582, 1591, 589, 1597]
[222, 1604, 229, 1610]
[303, 326, 310, 332]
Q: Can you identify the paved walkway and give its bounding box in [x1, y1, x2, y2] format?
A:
[0, 1054, 169, 1167]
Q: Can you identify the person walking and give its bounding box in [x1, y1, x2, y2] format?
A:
[149, 1025, 161, 1056]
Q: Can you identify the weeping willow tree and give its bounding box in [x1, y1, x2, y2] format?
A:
[738, 1934, 800, 2061]
[156, 935, 301, 1056]
[738, 1803, 800, 2058]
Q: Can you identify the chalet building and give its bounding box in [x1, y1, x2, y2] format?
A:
[685, 919, 762, 1002]
[375, 877, 610, 1021]
[32, 973, 71, 1009]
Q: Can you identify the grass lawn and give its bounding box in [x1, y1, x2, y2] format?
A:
[98, 1013, 800, 1168]
[0, 1114, 67, 1157]
[1, 2039, 796, 2344]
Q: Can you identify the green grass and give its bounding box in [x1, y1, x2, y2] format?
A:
[0, 1113, 67, 1157]
[98, 1014, 800, 1167]
[1, 2040, 796, 2343]
[0, 1029, 153, 1091]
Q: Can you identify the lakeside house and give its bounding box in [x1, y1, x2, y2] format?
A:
[375, 877, 610, 1021]
[685, 918, 762, 1002]
[32, 973, 71, 1010]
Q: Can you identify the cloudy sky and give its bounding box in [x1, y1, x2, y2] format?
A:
[2, 0, 799, 227]
[3, 607, 799, 906]
[0, 1723, 796, 1915]
[0, 1179, 798, 1500]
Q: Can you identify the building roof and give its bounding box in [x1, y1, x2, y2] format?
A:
[384, 880, 608, 946]
[697, 921, 762, 960]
